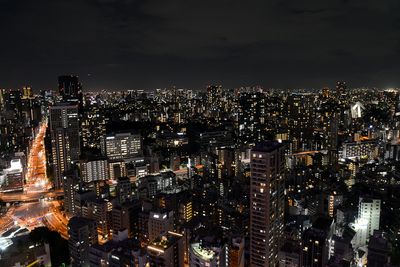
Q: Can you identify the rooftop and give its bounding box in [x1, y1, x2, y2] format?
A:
[68, 216, 96, 229]
[313, 217, 333, 232]
[147, 231, 182, 253]
[252, 140, 283, 153]
[190, 242, 217, 261]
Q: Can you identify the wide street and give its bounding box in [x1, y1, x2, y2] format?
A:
[25, 122, 50, 192]
[0, 122, 69, 240]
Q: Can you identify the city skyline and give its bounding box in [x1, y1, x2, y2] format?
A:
[1, 1, 400, 266]
[0, 78, 399, 266]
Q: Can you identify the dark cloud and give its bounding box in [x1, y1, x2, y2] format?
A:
[0, 0, 400, 90]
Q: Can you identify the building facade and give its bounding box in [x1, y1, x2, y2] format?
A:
[250, 141, 285, 266]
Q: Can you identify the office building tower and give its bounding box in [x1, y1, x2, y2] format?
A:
[237, 92, 267, 143]
[111, 201, 140, 238]
[278, 242, 300, 267]
[108, 160, 127, 180]
[68, 216, 98, 267]
[250, 141, 285, 267]
[116, 176, 132, 204]
[74, 189, 96, 216]
[147, 231, 184, 267]
[58, 75, 83, 104]
[336, 81, 347, 98]
[88, 243, 113, 267]
[21, 86, 33, 99]
[287, 93, 315, 152]
[0, 88, 33, 154]
[228, 236, 245, 267]
[178, 199, 193, 224]
[367, 231, 391, 267]
[318, 101, 339, 165]
[148, 210, 174, 242]
[81, 105, 106, 149]
[350, 102, 365, 119]
[101, 132, 142, 160]
[63, 170, 80, 214]
[79, 155, 108, 183]
[49, 104, 80, 188]
[300, 217, 334, 267]
[0, 158, 24, 192]
[206, 85, 223, 112]
[84, 198, 113, 241]
[358, 197, 381, 239]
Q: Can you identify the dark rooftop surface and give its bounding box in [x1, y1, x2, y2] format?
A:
[313, 217, 333, 232]
[252, 140, 283, 153]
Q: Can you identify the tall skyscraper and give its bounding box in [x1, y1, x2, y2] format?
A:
[335, 81, 347, 98]
[237, 92, 267, 143]
[49, 104, 80, 188]
[358, 197, 381, 239]
[58, 75, 82, 104]
[287, 93, 315, 152]
[300, 217, 334, 267]
[84, 198, 113, 242]
[250, 141, 285, 267]
[63, 169, 80, 214]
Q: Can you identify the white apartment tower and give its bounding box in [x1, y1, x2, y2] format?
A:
[359, 197, 381, 238]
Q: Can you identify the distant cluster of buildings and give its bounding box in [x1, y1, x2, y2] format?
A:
[3, 77, 400, 266]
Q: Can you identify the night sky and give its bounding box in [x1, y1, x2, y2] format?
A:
[1, 0, 400, 91]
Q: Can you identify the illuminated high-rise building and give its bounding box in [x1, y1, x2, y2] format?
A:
[358, 197, 381, 240]
[322, 87, 330, 98]
[101, 132, 142, 160]
[250, 141, 285, 267]
[148, 210, 174, 242]
[49, 104, 80, 188]
[63, 169, 80, 214]
[287, 93, 315, 152]
[84, 198, 113, 242]
[206, 85, 223, 109]
[81, 105, 106, 149]
[335, 81, 346, 98]
[238, 92, 267, 143]
[58, 75, 83, 105]
[206, 85, 223, 120]
[78, 155, 108, 183]
[318, 101, 339, 165]
[21, 86, 33, 99]
[0, 158, 24, 192]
